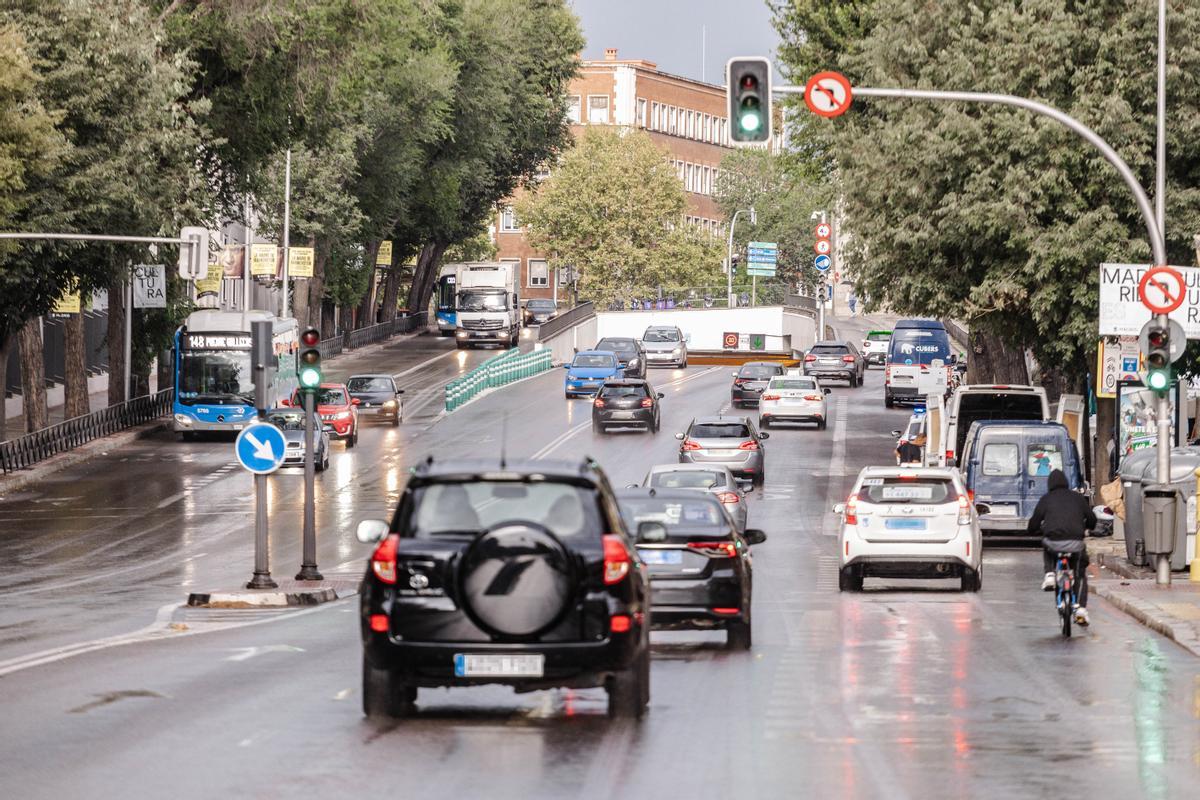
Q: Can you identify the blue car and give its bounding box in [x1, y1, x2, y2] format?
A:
[563, 350, 624, 397]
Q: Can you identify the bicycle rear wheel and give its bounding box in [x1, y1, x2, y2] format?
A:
[1060, 601, 1072, 637]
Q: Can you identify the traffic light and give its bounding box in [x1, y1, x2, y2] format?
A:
[298, 327, 322, 390]
[1144, 319, 1171, 394]
[727, 57, 772, 147]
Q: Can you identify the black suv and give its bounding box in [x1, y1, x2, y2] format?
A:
[730, 362, 785, 407]
[593, 379, 663, 433]
[357, 457, 651, 719]
[594, 337, 647, 378]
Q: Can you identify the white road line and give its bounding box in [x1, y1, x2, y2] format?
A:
[822, 395, 849, 536]
[155, 491, 187, 509]
[391, 348, 459, 381]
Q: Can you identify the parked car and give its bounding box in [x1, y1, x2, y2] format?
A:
[289, 383, 359, 446]
[266, 408, 330, 471]
[960, 420, 1086, 539]
[861, 330, 892, 366]
[730, 362, 785, 408]
[676, 415, 768, 487]
[759, 374, 830, 429]
[641, 325, 688, 368]
[834, 465, 983, 592]
[356, 457, 651, 719]
[595, 337, 647, 378]
[640, 464, 748, 533]
[616, 488, 765, 650]
[346, 374, 404, 426]
[593, 379, 663, 433]
[523, 298, 558, 325]
[563, 350, 624, 397]
[803, 340, 866, 387]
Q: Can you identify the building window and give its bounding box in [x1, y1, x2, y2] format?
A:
[500, 206, 520, 232]
[528, 259, 549, 288]
[702, 166, 710, 195]
[650, 102, 659, 130]
[676, 161, 684, 181]
[688, 111, 696, 138]
[669, 106, 678, 134]
[685, 163, 694, 192]
[566, 95, 581, 124]
[701, 114, 709, 142]
[588, 95, 609, 124]
[636, 98, 647, 127]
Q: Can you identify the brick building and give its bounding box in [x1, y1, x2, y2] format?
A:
[493, 48, 737, 301]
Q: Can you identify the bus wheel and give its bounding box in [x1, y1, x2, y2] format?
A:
[182, 431, 196, 442]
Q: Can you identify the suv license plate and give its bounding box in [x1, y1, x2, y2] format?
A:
[638, 549, 683, 565]
[454, 654, 544, 678]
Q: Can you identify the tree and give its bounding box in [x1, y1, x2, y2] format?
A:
[518, 128, 724, 307]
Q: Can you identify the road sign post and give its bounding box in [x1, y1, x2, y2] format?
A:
[235, 422, 286, 589]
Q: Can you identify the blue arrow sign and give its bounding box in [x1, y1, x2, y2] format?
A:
[747, 255, 778, 264]
[814, 254, 831, 272]
[748, 247, 777, 256]
[235, 422, 287, 475]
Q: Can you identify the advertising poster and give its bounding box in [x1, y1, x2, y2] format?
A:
[219, 245, 245, 279]
[1115, 379, 1185, 469]
[289, 247, 315, 278]
[250, 243, 278, 276]
[377, 240, 393, 265]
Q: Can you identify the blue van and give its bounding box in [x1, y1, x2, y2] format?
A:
[884, 319, 953, 407]
[961, 420, 1086, 537]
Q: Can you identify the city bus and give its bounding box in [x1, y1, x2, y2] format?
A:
[172, 309, 299, 439]
[435, 264, 457, 335]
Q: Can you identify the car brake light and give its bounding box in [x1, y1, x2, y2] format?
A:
[371, 534, 399, 584]
[841, 355, 855, 363]
[603, 534, 631, 584]
[712, 607, 740, 615]
[845, 494, 858, 525]
[640, 397, 654, 408]
[738, 440, 759, 450]
[945, 450, 953, 461]
[762, 393, 781, 401]
[369, 614, 389, 632]
[716, 491, 740, 504]
[681, 439, 702, 451]
[957, 494, 971, 525]
[593, 398, 605, 408]
[733, 379, 745, 387]
[967, 489, 975, 502]
[804, 354, 817, 362]
[803, 394, 822, 401]
[688, 540, 738, 558]
[609, 614, 632, 633]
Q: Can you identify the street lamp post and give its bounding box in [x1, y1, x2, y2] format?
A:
[726, 207, 755, 307]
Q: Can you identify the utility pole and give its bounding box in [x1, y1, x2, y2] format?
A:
[281, 149, 292, 319]
[1154, 0, 1171, 585]
[726, 207, 755, 307]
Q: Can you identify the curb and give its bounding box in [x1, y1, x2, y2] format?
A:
[1092, 582, 1200, 657]
[186, 582, 357, 608]
[0, 420, 169, 496]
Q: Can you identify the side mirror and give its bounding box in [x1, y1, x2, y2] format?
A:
[743, 528, 767, 546]
[351, 397, 362, 406]
[573, 347, 578, 354]
[396, 389, 405, 396]
[731, 372, 739, 378]
[892, 430, 902, 437]
[356, 519, 390, 543]
[758, 432, 769, 439]
[674, 432, 685, 440]
[974, 503, 991, 516]
[637, 521, 668, 544]
[832, 503, 846, 515]
[625, 483, 640, 489]
[824, 388, 832, 395]
[562, 364, 572, 369]
[657, 392, 665, 399]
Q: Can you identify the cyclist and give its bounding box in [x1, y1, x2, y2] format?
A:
[1027, 468, 1096, 625]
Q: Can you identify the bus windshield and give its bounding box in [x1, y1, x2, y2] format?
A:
[888, 328, 951, 366]
[437, 276, 456, 311]
[178, 349, 254, 405]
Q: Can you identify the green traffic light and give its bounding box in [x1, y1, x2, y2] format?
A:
[740, 111, 761, 132]
[1147, 369, 1170, 392]
[299, 367, 322, 388]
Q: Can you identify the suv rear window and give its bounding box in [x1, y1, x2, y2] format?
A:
[643, 329, 680, 342]
[810, 345, 849, 356]
[619, 497, 726, 531]
[600, 384, 647, 398]
[860, 477, 957, 504]
[408, 481, 602, 541]
[769, 378, 816, 390]
[649, 470, 724, 490]
[691, 422, 750, 438]
[867, 332, 891, 341]
[738, 364, 782, 379]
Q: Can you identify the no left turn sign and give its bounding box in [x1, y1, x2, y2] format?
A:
[804, 72, 853, 118]
[1137, 266, 1186, 314]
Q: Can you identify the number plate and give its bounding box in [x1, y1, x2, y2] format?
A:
[454, 654, 544, 678]
[986, 505, 1017, 517]
[884, 518, 927, 530]
[638, 548, 683, 565]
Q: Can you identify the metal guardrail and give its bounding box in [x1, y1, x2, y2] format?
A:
[0, 388, 172, 474]
[537, 302, 595, 341]
[444, 347, 554, 412]
[784, 293, 819, 314]
[320, 311, 429, 356]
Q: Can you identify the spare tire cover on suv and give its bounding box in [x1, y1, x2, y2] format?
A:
[459, 522, 575, 638]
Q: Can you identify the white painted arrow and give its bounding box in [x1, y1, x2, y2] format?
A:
[243, 431, 277, 462]
[225, 645, 305, 662]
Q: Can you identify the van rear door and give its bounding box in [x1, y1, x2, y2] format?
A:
[971, 430, 1024, 520]
[925, 393, 944, 466]
[1056, 393, 1087, 470]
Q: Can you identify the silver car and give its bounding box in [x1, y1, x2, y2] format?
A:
[641, 325, 688, 368]
[676, 415, 768, 487]
[266, 409, 331, 472]
[641, 464, 749, 532]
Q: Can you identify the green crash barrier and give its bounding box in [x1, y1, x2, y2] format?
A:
[444, 347, 553, 412]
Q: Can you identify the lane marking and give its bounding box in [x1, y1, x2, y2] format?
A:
[822, 396, 849, 536]
[391, 347, 459, 381]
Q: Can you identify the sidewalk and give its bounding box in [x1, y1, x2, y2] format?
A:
[3, 379, 114, 443]
[1089, 535, 1200, 657]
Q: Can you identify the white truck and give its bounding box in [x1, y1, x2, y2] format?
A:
[453, 262, 521, 348]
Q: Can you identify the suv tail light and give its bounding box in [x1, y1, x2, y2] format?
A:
[687, 540, 738, 558]
[602, 534, 631, 584]
[845, 494, 858, 525]
[716, 491, 740, 504]
[733, 379, 746, 387]
[803, 394, 822, 401]
[841, 355, 855, 363]
[681, 439, 702, 451]
[371, 534, 399, 584]
[762, 393, 780, 401]
[593, 398, 606, 408]
[738, 440, 759, 451]
[957, 494, 971, 525]
[804, 354, 817, 362]
[640, 397, 654, 408]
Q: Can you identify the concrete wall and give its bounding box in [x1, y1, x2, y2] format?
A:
[782, 310, 818, 356]
[596, 307, 790, 351]
[538, 315, 598, 365]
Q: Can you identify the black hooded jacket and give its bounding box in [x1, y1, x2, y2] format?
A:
[1026, 469, 1095, 539]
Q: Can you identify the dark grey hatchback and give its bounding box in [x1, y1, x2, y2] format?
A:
[593, 379, 663, 433]
[730, 362, 785, 407]
[617, 488, 765, 650]
[357, 457, 651, 720]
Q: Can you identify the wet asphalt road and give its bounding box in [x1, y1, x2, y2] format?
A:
[1, 319, 1199, 799]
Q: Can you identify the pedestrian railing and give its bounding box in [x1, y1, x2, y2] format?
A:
[444, 347, 554, 412]
[537, 302, 594, 341]
[344, 312, 430, 350]
[0, 388, 173, 474]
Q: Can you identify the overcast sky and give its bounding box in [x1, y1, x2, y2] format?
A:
[568, 0, 780, 85]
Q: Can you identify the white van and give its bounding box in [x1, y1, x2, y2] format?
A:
[929, 385, 1051, 468]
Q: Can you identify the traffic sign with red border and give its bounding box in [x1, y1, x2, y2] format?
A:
[1137, 265, 1186, 314]
[815, 239, 832, 255]
[804, 72, 853, 119]
[815, 222, 831, 239]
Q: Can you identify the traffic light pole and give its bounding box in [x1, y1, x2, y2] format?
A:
[297, 389, 322, 581]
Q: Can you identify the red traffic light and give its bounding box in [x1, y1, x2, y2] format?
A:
[739, 74, 758, 91]
[300, 327, 320, 347]
[1147, 330, 1167, 348]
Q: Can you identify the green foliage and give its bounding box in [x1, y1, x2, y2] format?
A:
[518, 128, 724, 307]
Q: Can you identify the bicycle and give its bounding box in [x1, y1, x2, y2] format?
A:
[1046, 539, 1086, 638]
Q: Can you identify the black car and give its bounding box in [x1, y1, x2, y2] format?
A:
[616, 488, 765, 650]
[730, 362, 785, 407]
[346, 374, 404, 425]
[594, 337, 646, 378]
[524, 298, 558, 325]
[357, 457, 651, 719]
[593, 379, 663, 433]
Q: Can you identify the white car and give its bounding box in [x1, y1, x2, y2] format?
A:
[834, 466, 982, 592]
[759, 375, 830, 429]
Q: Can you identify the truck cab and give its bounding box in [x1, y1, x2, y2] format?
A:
[453, 262, 521, 348]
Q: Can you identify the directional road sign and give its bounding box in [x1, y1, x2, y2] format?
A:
[747, 268, 777, 277]
[1137, 266, 1186, 314]
[804, 72, 853, 119]
[235, 422, 286, 475]
[749, 241, 777, 250]
[748, 255, 778, 264]
[814, 254, 831, 272]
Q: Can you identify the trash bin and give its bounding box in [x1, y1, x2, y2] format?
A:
[1120, 448, 1159, 566]
[1163, 447, 1200, 570]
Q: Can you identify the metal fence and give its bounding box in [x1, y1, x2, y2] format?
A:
[537, 302, 595, 341]
[784, 293, 819, 315]
[0, 388, 172, 474]
[319, 311, 429, 358]
[444, 347, 554, 412]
